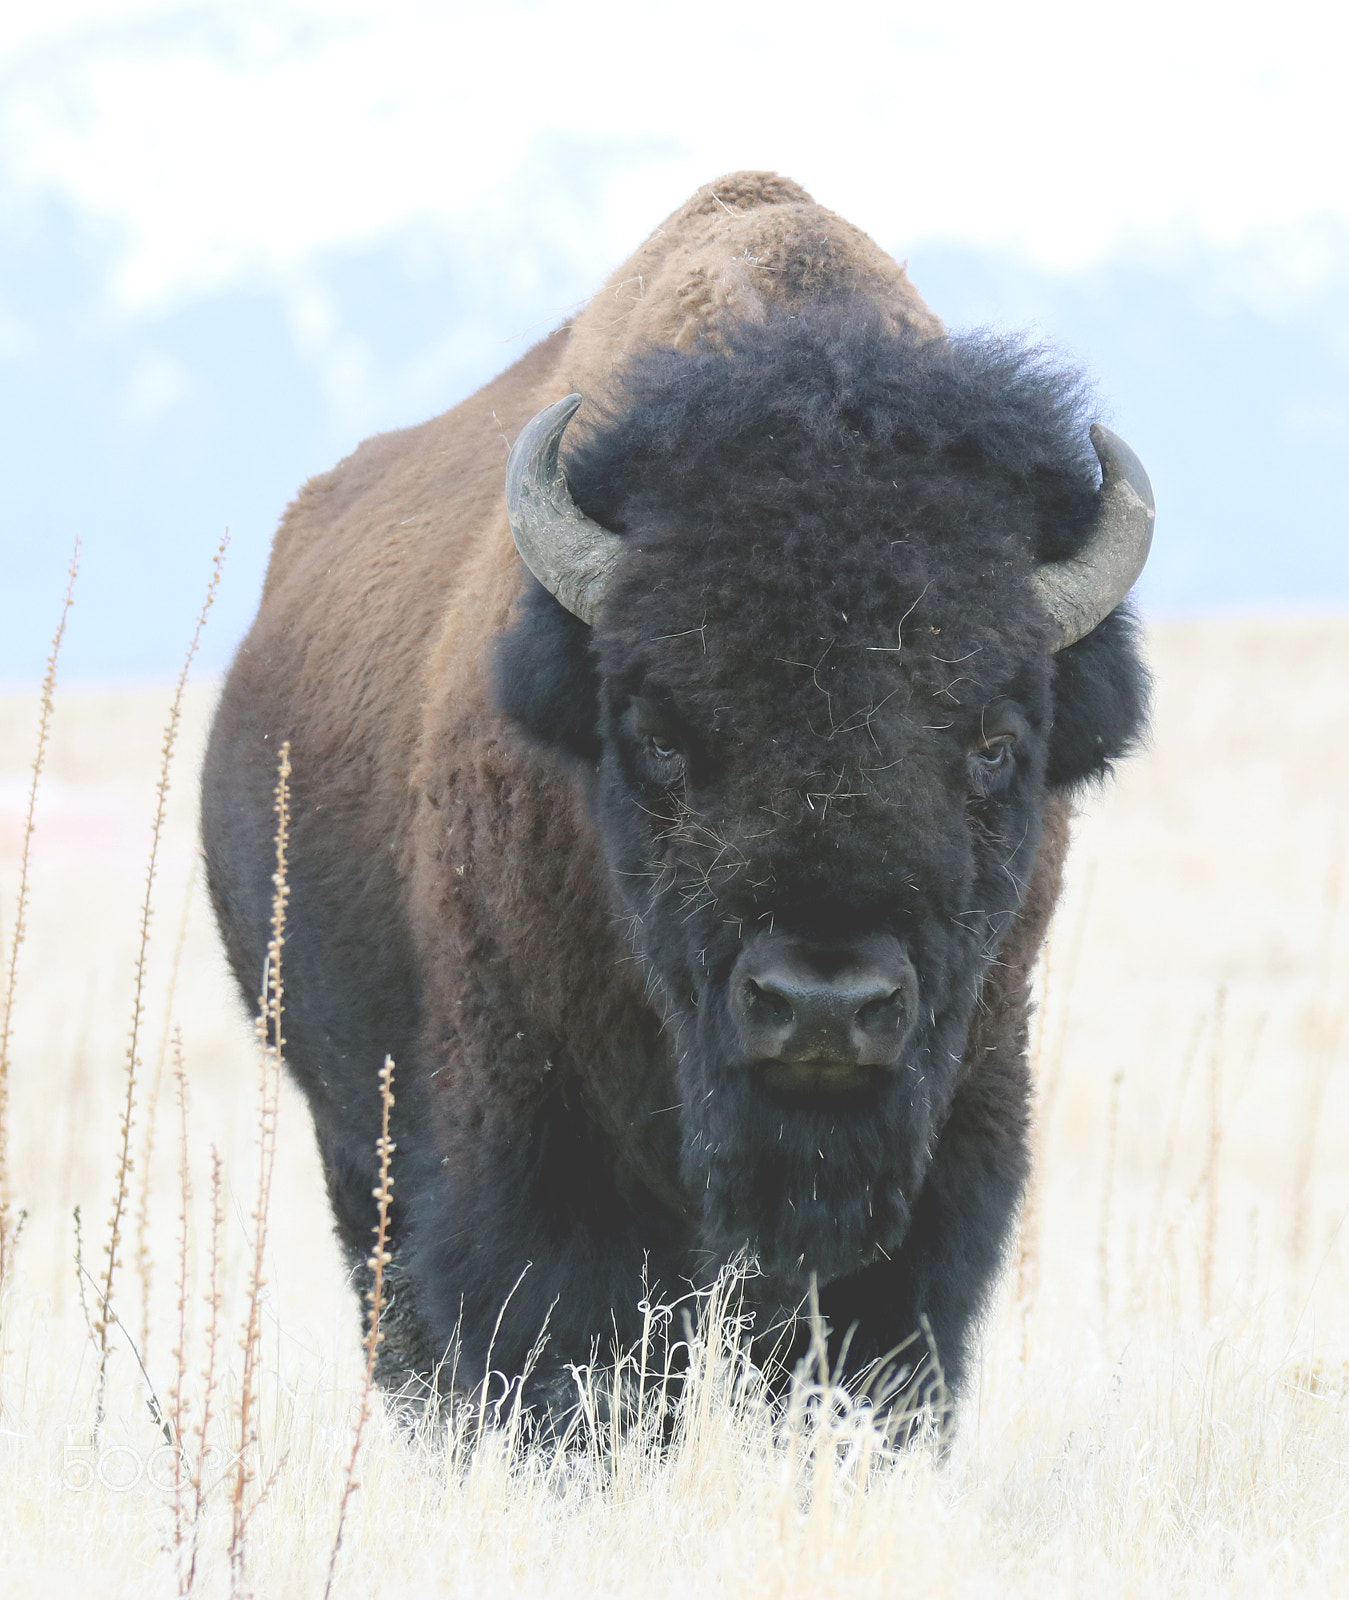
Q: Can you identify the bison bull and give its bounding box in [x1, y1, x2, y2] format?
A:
[202, 171, 1151, 1422]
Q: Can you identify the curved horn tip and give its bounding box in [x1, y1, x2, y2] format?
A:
[547, 391, 585, 430]
[505, 392, 623, 627]
[1032, 423, 1156, 651]
[505, 393, 584, 503]
[1089, 422, 1156, 520]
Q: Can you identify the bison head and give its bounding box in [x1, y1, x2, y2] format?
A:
[496, 307, 1149, 1290]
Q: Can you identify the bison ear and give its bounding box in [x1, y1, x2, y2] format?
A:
[1045, 604, 1150, 788]
[493, 576, 602, 763]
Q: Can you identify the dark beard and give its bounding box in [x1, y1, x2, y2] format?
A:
[676, 1005, 964, 1289]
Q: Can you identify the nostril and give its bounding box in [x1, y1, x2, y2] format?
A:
[744, 977, 794, 1027]
[731, 937, 918, 1071]
[855, 988, 904, 1035]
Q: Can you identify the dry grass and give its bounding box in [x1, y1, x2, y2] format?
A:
[0, 615, 1347, 1597]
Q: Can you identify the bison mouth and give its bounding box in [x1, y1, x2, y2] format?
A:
[671, 927, 948, 1287]
[727, 930, 921, 1082]
[754, 1057, 879, 1095]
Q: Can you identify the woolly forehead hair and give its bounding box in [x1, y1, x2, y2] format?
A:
[563, 303, 1103, 565]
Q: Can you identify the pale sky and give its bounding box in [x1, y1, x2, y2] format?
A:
[2, 0, 1347, 678]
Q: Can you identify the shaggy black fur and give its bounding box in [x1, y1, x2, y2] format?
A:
[499, 307, 1147, 789]
[491, 304, 1148, 1410]
[206, 249, 1151, 1434]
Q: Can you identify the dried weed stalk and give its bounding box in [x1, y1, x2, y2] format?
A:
[77, 1258, 174, 1450]
[97, 535, 227, 1432]
[137, 854, 201, 1358]
[73, 1204, 96, 1348]
[0, 539, 79, 1292]
[230, 740, 290, 1596]
[186, 1145, 226, 1600]
[134, 538, 225, 1354]
[169, 1030, 193, 1588]
[324, 1054, 396, 1600]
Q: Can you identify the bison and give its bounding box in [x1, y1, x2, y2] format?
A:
[202, 171, 1151, 1423]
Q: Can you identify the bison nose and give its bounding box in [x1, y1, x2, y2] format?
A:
[728, 935, 918, 1073]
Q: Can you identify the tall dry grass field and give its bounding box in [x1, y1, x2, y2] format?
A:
[1, 616, 1347, 1597]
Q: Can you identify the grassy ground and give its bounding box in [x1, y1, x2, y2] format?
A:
[1, 615, 1347, 1597]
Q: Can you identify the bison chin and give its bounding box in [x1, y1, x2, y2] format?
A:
[674, 975, 973, 1289]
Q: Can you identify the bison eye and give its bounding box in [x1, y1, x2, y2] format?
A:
[625, 698, 688, 786]
[643, 733, 687, 785]
[968, 712, 1021, 793]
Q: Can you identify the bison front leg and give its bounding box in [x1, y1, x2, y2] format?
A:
[406, 1077, 689, 1414]
[816, 1049, 1032, 1430]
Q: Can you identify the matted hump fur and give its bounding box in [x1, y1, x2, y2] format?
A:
[512, 171, 1152, 646]
[558, 171, 944, 411]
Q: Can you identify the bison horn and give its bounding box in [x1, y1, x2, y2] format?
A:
[505, 393, 624, 626]
[1033, 424, 1155, 651]
[509, 400, 1154, 646]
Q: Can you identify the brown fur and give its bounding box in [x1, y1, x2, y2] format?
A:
[206, 172, 1073, 1399]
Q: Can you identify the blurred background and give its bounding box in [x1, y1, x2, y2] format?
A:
[3, 16, 1349, 1587]
[2, 0, 1347, 682]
